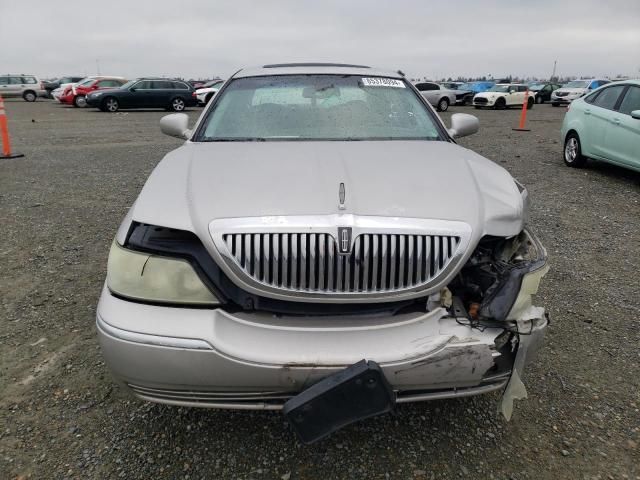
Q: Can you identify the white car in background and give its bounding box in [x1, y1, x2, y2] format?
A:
[195, 79, 224, 105]
[414, 82, 456, 111]
[550, 79, 610, 107]
[473, 84, 534, 110]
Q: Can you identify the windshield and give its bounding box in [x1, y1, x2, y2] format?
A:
[120, 80, 137, 89]
[488, 85, 510, 92]
[77, 78, 94, 87]
[202, 80, 223, 88]
[528, 83, 545, 91]
[196, 75, 443, 141]
[563, 80, 589, 88]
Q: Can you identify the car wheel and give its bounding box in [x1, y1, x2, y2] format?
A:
[536, 95, 543, 104]
[73, 95, 87, 108]
[494, 97, 506, 110]
[170, 97, 186, 112]
[23, 91, 37, 102]
[527, 97, 534, 110]
[103, 97, 119, 112]
[436, 97, 449, 112]
[564, 133, 587, 168]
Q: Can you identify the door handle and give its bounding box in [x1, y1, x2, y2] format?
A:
[612, 118, 621, 125]
[584, 109, 591, 115]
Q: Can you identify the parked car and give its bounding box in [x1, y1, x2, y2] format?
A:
[551, 79, 610, 107]
[97, 63, 548, 442]
[86, 78, 197, 112]
[195, 79, 225, 105]
[414, 81, 456, 111]
[454, 81, 495, 105]
[527, 82, 562, 104]
[42, 76, 85, 98]
[0, 74, 47, 101]
[59, 76, 127, 107]
[473, 84, 534, 109]
[561, 80, 640, 172]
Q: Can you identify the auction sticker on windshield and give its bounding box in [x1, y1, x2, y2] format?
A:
[361, 78, 405, 88]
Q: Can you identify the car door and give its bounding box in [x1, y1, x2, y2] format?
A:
[505, 86, 519, 106]
[154, 81, 175, 108]
[419, 83, 440, 106]
[0, 76, 10, 97]
[7, 76, 24, 97]
[582, 84, 627, 159]
[128, 80, 153, 107]
[601, 85, 640, 169]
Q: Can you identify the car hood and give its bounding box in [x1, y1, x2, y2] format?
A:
[555, 88, 587, 95]
[195, 87, 218, 94]
[127, 141, 526, 245]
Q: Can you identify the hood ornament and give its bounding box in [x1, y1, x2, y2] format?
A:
[338, 182, 346, 210]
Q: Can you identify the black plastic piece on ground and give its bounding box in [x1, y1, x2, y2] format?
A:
[283, 360, 395, 444]
[0, 152, 24, 159]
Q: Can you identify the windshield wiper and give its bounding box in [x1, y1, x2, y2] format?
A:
[200, 137, 267, 142]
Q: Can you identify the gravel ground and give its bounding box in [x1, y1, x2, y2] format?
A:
[0, 99, 638, 480]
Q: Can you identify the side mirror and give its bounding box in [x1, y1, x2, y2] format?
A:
[448, 113, 479, 139]
[631, 110, 640, 120]
[160, 113, 191, 139]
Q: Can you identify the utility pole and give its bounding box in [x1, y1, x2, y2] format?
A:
[551, 60, 557, 80]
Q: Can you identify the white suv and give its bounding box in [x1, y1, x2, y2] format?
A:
[0, 74, 46, 101]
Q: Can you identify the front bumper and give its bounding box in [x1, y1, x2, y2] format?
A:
[473, 97, 496, 107]
[97, 286, 547, 411]
[551, 95, 578, 105]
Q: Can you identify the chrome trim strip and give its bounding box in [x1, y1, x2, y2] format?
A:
[209, 215, 473, 303]
[128, 381, 507, 410]
[96, 314, 213, 350]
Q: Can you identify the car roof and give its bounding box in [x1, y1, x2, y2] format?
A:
[234, 63, 403, 79]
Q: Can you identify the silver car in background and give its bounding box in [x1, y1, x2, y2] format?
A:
[414, 81, 457, 111]
[97, 63, 549, 442]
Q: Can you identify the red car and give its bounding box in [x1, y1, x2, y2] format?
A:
[60, 76, 127, 107]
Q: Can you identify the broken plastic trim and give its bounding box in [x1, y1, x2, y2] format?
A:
[479, 229, 547, 321]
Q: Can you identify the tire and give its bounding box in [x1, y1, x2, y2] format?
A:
[73, 95, 87, 108]
[103, 97, 119, 112]
[474, 106, 482, 110]
[494, 97, 506, 110]
[23, 91, 37, 102]
[563, 132, 587, 168]
[527, 97, 534, 110]
[436, 97, 449, 112]
[536, 95, 543, 104]
[552, 103, 559, 107]
[170, 97, 186, 112]
[463, 95, 472, 106]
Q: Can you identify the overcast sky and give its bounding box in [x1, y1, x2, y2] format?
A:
[1, 0, 639, 81]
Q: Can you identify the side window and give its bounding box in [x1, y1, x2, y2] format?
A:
[153, 81, 172, 89]
[172, 82, 189, 90]
[0, 77, 8, 85]
[96, 80, 111, 88]
[9, 77, 23, 84]
[584, 90, 601, 104]
[592, 85, 626, 110]
[22, 77, 37, 84]
[518, 86, 527, 92]
[415, 83, 428, 92]
[133, 80, 151, 89]
[618, 86, 640, 116]
[424, 83, 438, 91]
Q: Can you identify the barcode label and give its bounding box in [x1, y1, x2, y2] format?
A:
[361, 77, 405, 88]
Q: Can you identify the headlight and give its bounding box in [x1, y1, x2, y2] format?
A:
[107, 241, 219, 306]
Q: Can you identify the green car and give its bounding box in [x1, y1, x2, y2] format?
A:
[561, 80, 640, 172]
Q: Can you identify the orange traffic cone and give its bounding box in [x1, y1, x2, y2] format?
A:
[0, 95, 25, 159]
[512, 89, 531, 132]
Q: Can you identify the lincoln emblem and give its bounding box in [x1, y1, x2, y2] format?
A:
[337, 227, 352, 255]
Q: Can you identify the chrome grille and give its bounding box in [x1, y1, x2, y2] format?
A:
[222, 233, 461, 293]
